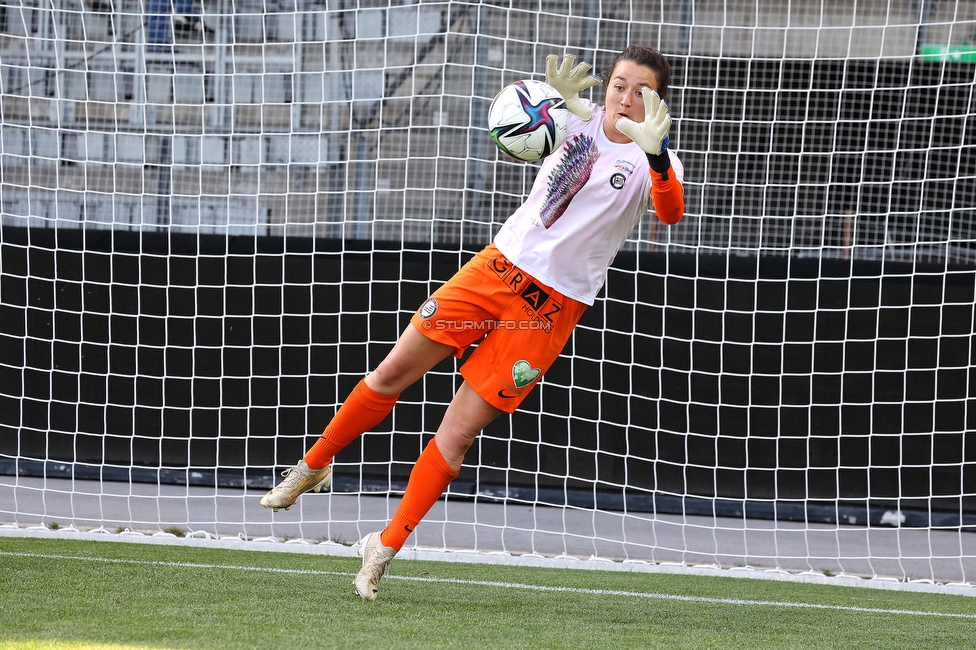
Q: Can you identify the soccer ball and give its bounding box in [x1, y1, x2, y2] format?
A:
[488, 79, 569, 162]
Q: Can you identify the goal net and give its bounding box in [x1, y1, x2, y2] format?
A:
[2, 0, 975, 587]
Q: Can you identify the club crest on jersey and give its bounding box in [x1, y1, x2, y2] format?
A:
[609, 172, 627, 189]
[419, 298, 437, 319]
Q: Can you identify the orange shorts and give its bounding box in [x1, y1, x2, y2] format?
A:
[410, 243, 587, 413]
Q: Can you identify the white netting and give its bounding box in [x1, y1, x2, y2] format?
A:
[1, 0, 974, 586]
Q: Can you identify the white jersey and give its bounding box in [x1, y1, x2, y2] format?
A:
[493, 101, 684, 305]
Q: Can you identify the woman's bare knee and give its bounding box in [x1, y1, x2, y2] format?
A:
[434, 382, 503, 470]
[365, 325, 455, 395]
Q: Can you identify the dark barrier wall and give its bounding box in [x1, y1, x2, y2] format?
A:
[1, 226, 974, 514]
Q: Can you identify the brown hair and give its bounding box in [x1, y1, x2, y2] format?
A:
[602, 44, 671, 102]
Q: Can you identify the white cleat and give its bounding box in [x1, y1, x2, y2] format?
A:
[353, 532, 396, 601]
[259, 460, 332, 512]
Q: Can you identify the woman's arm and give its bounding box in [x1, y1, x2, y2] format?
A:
[648, 150, 684, 225]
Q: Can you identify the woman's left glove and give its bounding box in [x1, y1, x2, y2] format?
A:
[614, 87, 671, 157]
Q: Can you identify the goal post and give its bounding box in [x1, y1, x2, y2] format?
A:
[1, 0, 975, 588]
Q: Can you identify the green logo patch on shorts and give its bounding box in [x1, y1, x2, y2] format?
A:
[512, 360, 541, 388]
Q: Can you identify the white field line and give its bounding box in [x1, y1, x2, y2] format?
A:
[2, 526, 974, 597]
[3, 550, 975, 620]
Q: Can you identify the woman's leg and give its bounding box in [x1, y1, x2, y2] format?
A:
[354, 381, 502, 600]
[261, 325, 456, 511]
[379, 381, 502, 550]
[302, 324, 456, 468]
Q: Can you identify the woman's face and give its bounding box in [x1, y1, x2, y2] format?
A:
[603, 60, 660, 144]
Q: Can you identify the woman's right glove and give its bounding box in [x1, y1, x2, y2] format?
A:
[545, 54, 602, 121]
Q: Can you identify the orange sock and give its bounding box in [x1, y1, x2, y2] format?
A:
[380, 438, 459, 552]
[303, 379, 399, 469]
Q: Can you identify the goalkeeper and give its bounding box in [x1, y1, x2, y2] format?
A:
[261, 44, 685, 600]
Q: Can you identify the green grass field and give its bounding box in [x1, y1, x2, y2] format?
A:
[0, 536, 973, 650]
